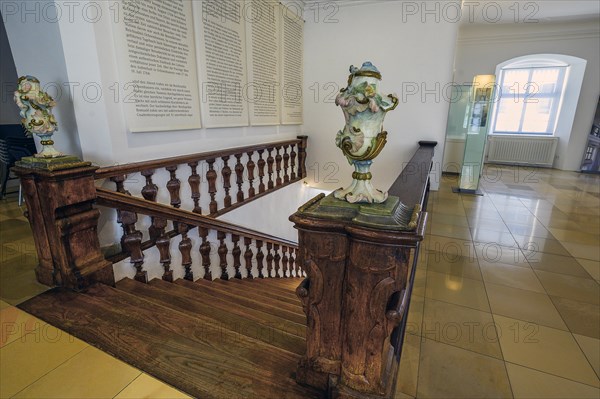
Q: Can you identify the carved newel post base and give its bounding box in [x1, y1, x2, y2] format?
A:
[291, 193, 427, 399]
[13, 162, 115, 290]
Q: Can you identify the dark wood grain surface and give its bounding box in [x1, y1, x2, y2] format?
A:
[19, 279, 322, 399]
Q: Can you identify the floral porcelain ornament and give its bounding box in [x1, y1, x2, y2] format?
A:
[334, 62, 398, 203]
[14, 75, 62, 158]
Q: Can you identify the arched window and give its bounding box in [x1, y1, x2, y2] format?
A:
[491, 54, 586, 136]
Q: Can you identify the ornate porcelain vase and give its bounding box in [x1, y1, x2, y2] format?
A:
[14, 75, 62, 158]
[334, 62, 398, 203]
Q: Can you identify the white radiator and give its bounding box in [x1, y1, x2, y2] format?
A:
[487, 135, 558, 168]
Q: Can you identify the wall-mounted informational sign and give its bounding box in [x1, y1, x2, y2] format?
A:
[112, 0, 202, 132]
[280, 3, 304, 125]
[195, 0, 250, 128]
[245, 0, 281, 126]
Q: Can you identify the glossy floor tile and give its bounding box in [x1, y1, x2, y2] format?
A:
[484, 282, 568, 331]
[506, 363, 600, 399]
[421, 298, 502, 358]
[493, 314, 599, 387]
[12, 346, 141, 398]
[114, 373, 191, 398]
[416, 338, 512, 398]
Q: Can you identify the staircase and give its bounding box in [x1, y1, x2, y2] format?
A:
[19, 277, 321, 399]
[15, 139, 436, 399]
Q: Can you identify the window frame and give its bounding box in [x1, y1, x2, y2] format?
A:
[491, 64, 568, 136]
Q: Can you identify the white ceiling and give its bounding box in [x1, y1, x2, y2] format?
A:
[460, 0, 600, 24]
[301, 1, 600, 24]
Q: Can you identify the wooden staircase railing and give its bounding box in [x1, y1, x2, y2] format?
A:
[95, 137, 308, 217]
[13, 136, 308, 289]
[96, 188, 303, 283]
[14, 137, 436, 399]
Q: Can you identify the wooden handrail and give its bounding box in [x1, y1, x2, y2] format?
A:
[94, 138, 303, 180]
[96, 187, 298, 248]
[387, 141, 437, 209]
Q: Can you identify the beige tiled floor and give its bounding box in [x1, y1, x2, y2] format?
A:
[396, 167, 600, 398]
[1, 165, 600, 398]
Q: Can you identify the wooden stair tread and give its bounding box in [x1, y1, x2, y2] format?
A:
[255, 278, 305, 290]
[117, 278, 306, 353]
[175, 279, 306, 324]
[18, 284, 319, 399]
[206, 278, 303, 308]
[216, 278, 301, 302]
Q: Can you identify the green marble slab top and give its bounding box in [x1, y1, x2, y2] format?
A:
[299, 193, 416, 231]
[16, 156, 92, 171]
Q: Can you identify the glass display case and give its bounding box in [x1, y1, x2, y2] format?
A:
[454, 75, 496, 194]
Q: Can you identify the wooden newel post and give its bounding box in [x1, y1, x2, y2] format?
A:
[291, 194, 427, 399]
[13, 164, 115, 290]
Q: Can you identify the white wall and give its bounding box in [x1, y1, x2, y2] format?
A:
[219, 183, 329, 242]
[454, 19, 600, 170]
[3, 0, 82, 157]
[55, 0, 304, 167]
[302, 1, 461, 192]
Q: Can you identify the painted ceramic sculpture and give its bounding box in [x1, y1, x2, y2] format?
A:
[14, 75, 62, 158]
[334, 62, 398, 203]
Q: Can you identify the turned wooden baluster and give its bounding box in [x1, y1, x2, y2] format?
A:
[275, 146, 283, 186]
[298, 136, 308, 179]
[141, 170, 161, 241]
[282, 246, 289, 278]
[266, 242, 274, 278]
[234, 154, 245, 203]
[289, 248, 296, 277]
[199, 227, 212, 280]
[111, 175, 130, 195]
[290, 144, 297, 180]
[256, 240, 265, 278]
[207, 159, 218, 215]
[141, 169, 158, 201]
[283, 145, 290, 183]
[244, 237, 254, 279]
[188, 161, 202, 214]
[222, 156, 232, 209]
[274, 244, 281, 278]
[179, 223, 193, 281]
[166, 166, 181, 209]
[120, 210, 147, 283]
[217, 231, 229, 280]
[267, 148, 275, 189]
[247, 151, 256, 198]
[257, 149, 266, 193]
[232, 234, 242, 279]
[155, 217, 172, 282]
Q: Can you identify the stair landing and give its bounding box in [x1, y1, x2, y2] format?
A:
[18, 278, 320, 399]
